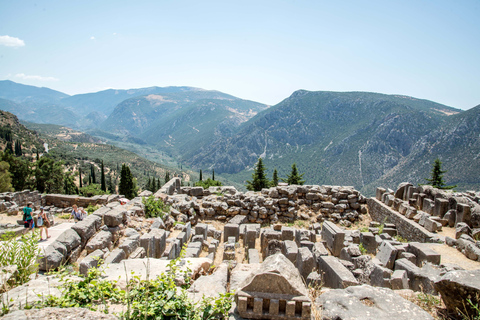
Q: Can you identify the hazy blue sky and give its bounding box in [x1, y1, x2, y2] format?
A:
[1, 0, 479, 109]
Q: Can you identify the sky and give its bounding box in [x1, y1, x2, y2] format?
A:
[0, 0, 479, 110]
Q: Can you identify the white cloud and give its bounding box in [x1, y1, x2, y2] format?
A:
[113, 33, 117, 36]
[15, 73, 59, 82]
[0, 35, 25, 47]
[90, 36, 95, 40]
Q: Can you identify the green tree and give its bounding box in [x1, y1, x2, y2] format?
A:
[425, 158, 456, 189]
[157, 178, 161, 190]
[283, 163, 305, 185]
[108, 174, 116, 194]
[0, 160, 14, 192]
[4, 141, 13, 154]
[119, 164, 137, 199]
[100, 160, 106, 192]
[79, 167, 83, 188]
[63, 171, 78, 195]
[1, 152, 32, 191]
[91, 164, 96, 184]
[165, 171, 170, 182]
[151, 177, 156, 192]
[14, 140, 22, 156]
[271, 168, 279, 187]
[199, 169, 203, 181]
[35, 157, 64, 193]
[212, 169, 215, 181]
[246, 158, 270, 191]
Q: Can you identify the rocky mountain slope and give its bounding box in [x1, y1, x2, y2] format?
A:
[102, 92, 268, 157]
[188, 90, 472, 195]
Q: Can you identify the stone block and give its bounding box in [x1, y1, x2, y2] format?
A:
[456, 203, 471, 225]
[176, 231, 187, 248]
[103, 206, 127, 227]
[140, 232, 156, 257]
[79, 249, 104, 275]
[391, 269, 409, 289]
[321, 221, 345, 257]
[185, 242, 202, 258]
[228, 215, 248, 225]
[129, 247, 146, 259]
[317, 255, 358, 289]
[422, 199, 434, 215]
[296, 247, 315, 280]
[38, 245, 65, 271]
[224, 223, 239, 242]
[194, 223, 208, 240]
[434, 269, 480, 315]
[281, 226, 295, 241]
[248, 248, 260, 264]
[394, 258, 439, 294]
[370, 260, 393, 288]
[376, 187, 386, 201]
[434, 198, 449, 218]
[119, 238, 139, 257]
[312, 242, 329, 260]
[104, 248, 126, 264]
[407, 243, 441, 267]
[245, 224, 257, 249]
[56, 228, 81, 253]
[360, 232, 377, 254]
[71, 216, 99, 245]
[85, 230, 113, 254]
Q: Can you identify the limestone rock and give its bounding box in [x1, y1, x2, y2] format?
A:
[317, 284, 434, 320]
[434, 269, 480, 315]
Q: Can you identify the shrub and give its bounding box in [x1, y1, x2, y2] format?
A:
[78, 184, 108, 197]
[195, 178, 222, 189]
[142, 195, 170, 219]
[0, 230, 40, 290]
[358, 243, 367, 255]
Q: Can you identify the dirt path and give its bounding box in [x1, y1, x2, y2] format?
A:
[425, 243, 480, 270]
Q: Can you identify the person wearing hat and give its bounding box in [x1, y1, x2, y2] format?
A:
[37, 207, 51, 240]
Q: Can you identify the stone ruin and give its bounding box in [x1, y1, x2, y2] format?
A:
[2, 179, 480, 319]
[236, 253, 311, 319]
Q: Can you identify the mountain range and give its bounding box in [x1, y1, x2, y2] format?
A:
[1, 80, 479, 196]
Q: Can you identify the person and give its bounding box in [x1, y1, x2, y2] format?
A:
[38, 207, 51, 240]
[22, 203, 34, 229]
[70, 204, 85, 222]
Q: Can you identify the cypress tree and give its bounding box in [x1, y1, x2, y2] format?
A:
[271, 168, 279, 187]
[101, 160, 106, 191]
[151, 177, 156, 192]
[199, 169, 203, 181]
[119, 164, 137, 199]
[212, 169, 215, 181]
[157, 178, 161, 190]
[79, 167, 83, 188]
[5, 141, 13, 154]
[165, 171, 170, 182]
[91, 164, 96, 184]
[14, 140, 22, 156]
[146, 177, 151, 191]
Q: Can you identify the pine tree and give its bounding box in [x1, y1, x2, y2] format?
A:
[246, 158, 270, 191]
[165, 171, 170, 182]
[271, 168, 279, 187]
[157, 178, 161, 190]
[91, 164, 96, 184]
[100, 161, 106, 191]
[36, 151, 39, 161]
[212, 169, 215, 181]
[79, 167, 83, 188]
[283, 163, 305, 185]
[88, 174, 92, 185]
[199, 169, 203, 181]
[425, 158, 456, 189]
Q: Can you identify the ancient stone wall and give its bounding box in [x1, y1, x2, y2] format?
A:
[44, 194, 111, 208]
[367, 197, 436, 243]
[167, 184, 368, 225]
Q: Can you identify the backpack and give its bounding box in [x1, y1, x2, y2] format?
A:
[22, 207, 27, 221]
